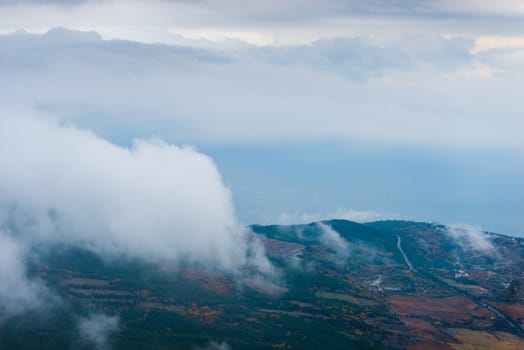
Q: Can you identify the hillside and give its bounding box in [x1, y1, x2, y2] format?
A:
[1, 220, 524, 350]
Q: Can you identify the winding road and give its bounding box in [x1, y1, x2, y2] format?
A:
[394, 234, 522, 334]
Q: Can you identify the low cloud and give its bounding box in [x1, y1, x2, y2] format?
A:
[78, 313, 120, 350]
[446, 224, 495, 254]
[0, 230, 51, 318]
[317, 223, 350, 259]
[240, 235, 284, 296]
[0, 112, 276, 312]
[0, 113, 245, 268]
[242, 274, 287, 296]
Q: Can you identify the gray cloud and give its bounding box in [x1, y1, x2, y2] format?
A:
[2, 1, 523, 20]
[0, 28, 521, 148]
[0, 0, 89, 5]
[0, 1, 522, 54]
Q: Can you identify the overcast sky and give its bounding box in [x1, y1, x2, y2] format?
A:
[1, 0, 523, 235]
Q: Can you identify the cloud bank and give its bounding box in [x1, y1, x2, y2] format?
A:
[0, 28, 522, 148]
[0, 112, 275, 314]
[1, 1, 523, 38]
[0, 114, 248, 268]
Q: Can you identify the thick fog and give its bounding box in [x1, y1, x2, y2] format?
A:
[0, 112, 274, 315]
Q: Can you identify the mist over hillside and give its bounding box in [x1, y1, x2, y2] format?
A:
[1, 219, 523, 349]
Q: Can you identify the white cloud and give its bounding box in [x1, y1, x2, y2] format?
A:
[0, 111, 279, 313]
[0, 113, 250, 269]
[242, 274, 287, 296]
[445, 62, 496, 80]
[1, 1, 523, 42]
[78, 313, 120, 350]
[446, 224, 495, 254]
[0, 29, 521, 149]
[434, 0, 524, 17]
[0, 230, 51, 317]
[317, 223, 350, 259]
[470, 36, 524, 54]
[0, 1, 522, 56]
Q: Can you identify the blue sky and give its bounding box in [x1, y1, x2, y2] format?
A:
[0, 0, 523, 235]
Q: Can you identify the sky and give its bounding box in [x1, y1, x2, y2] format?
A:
[0, 0, 523, 239]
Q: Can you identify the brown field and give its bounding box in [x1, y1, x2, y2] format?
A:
[400, 317, 440, 335]
[470, 318, 494, 329]
[489, 302, 524, 320]
[447, 328, 524, 350]
[441, 278, 488, 297]
[383, 334, 453, 350]
[140, 302, 223, 323]
[387, 295, 494, 323]
[181, 269, 234, 295]
[384, 316, 452, 348]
